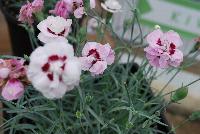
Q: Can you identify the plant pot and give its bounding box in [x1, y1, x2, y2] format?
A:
[0, 1, 33, 57]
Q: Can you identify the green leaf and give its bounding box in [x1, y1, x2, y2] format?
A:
[171, 87, 188, 102]
[24, 54, 30, 61]
[189, 111, 200, 121]
[87, 107, 105, 125]
[108, 106, 129, 113]
[78, 26, 87, 43]
[14, 124, 37, 130]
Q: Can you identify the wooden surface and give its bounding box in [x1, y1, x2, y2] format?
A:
[0, 11, 11, 55]
[0, 10, 200, 134]
[166, 112, 200, 134]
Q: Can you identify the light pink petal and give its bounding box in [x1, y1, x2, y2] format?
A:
[49, 0, 69, 18]
[1, 79, 24, 101]
[146, 29, 163, 46]
[73, 0, 83, 4]
[74, 7, 84, 19]
[8, 59, 26, 79]
[164, 31, 183, 48]
[18, 2, 34, 25]
[159, 53, 170, 68]
[90, 0, 96, 9]
[89, 61, 107, 75]
[32, 0, 44, 12]
[145, 52, 161, 68]
[79, 56, 94, 71]
[63, 58, 81, 85]
[29, 72, 52, 92]
[38, 33, 67, 44]
[169, 49, 183, 67]
[149, 57, 160, 68]
[144, 46, 163, 56]
[42, 82, 67, 99]
[37, 20, 56, 38]
[0, 68, 10, 79]
[97, 44, 111, 60]
[82, 42, 98, 56]
[63, 27, 71, 37]
[106, 50, 115, 65]
[146, 53, 156, 61]
[38, 33, 52, 43]
[37, 25, 52, 37]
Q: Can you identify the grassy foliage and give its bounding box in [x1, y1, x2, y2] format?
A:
[1, 61, 168, 134]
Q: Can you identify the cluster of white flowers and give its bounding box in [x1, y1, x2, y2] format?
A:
[28, 16, 81, 99]
[27, 0, 121, 99]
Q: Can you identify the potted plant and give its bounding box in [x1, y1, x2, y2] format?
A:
[0, 0, 200, 133]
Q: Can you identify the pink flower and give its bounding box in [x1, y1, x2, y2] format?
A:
[74, 7, 84, 19]
[0, 59, 26, 79]
[49, 0, 72, 18]
[90, 0, 96, 9]
[37, 16, 72, 43]
[80, 42, 115, 75]
[18, 1, 34, 24]
[144, 29, 183, 68]
[32, 0, 44, 12]
[27, 41, 81, 99]
[1, 79, 24, 101]
[0, 59, 26, 101]
[72, 0, 85, 19]
[18, 0, 44, 24]
[0, 60, 10, 79]
[9, 59, 26, 79]
[50, 0, 85, 19]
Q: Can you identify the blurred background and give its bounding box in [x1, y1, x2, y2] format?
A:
[1, 0, 200, 133]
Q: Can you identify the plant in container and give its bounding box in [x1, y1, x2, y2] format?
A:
[0, 0, 200, 134]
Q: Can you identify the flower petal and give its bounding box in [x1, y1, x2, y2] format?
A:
[0, 68, 10, 79]
[146, 29, 163, 46]
[1, 79, 24, 101]
[89, 61, 107, 75]
[74, 7, 84, 19]
[90, 0, 96, 9]
[164, 30, 183, 47]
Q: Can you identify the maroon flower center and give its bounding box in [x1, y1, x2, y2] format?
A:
[41, 54, 67, 81]
[156, 38, 176, 55]
[87, 49, 101, 65]
[156, 38, 162, 46]
[47, 28, 66, 36]
[169, 43, 176, 55]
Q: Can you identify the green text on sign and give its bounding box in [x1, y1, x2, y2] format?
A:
[138, 0, 200, 39]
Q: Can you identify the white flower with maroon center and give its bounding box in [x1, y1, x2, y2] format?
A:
[27, 42, 81, 99]
[37, 16, 72, 43]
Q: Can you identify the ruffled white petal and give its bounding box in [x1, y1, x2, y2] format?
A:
[27, 41, 81, 99]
